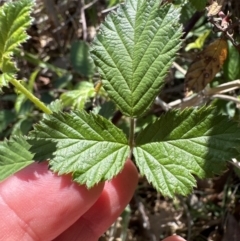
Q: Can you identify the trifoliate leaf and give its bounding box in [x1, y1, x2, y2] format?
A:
[0, 0, 33, 90]
[134, 107, 240, 197]
[0, 135, 33, 181]
[90, 0, 182, 117]
[29, 111, 129, 188]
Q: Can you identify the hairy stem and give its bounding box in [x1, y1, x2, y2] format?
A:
[10, 78, 52, 114]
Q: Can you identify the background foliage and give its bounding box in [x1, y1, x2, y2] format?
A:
[1, 0, 240, 240]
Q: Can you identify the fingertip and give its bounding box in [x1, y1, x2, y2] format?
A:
[163, 235, 187, 241]
[54, 159, 139, 241]
[111, 158, 139, 192]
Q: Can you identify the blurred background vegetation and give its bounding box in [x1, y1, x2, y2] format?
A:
[1, 0, 240, 240]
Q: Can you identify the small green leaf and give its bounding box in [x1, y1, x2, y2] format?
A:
[53, 74, 73, 89]
[134, 107, 240, 197]
[70, 41, 95, 77]
[60, 81, 95, 109]
[185, 30, 210, 51]
[91, 0, 182, 117]
[0, 110, 16, 132]
[47, 99, 64, 113]
[0, 136, 33, 181]
[98, 101, 116, 119]
[0, 0, 34, 89]
[0, 73, 12, 91]
[29, 110, 129, 187]
[11, 118, 34, 136]
[223, 41, 240, 80]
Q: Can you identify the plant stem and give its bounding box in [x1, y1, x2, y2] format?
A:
[128, 117, 135, 159]
[10, 78, 52, 114]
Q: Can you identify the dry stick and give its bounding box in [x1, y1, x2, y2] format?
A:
[167, 93, 203, 109]
[66, 10, 78, 33]
[53, 9, 80, 33]
[83, 0, 98, 10]
[156, 80, 240, 109]
[157, 25, 240, 110]
[138, 201, 150, 229]
[172, 62, 187, 75]
[136, 197, 157, 241]
[155, 97, 171, 111]
[207, 80, 240, 94]
[80, 0, 87, 41]
[154, 62, 186, 110]
[178, 196, 192, 241]
[211, 94, 240, 104]
[208, 17, 240, 50]
[108, 219, 118, 240]
[101, 5, 118, 14]
[53, 0, 94, 33]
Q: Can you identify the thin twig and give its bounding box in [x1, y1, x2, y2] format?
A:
[53, 2, 81, 33]
[155, 97, 171, 111]
[211, 94, 240, 105]
[65, 10, 78, 33]
[138, 201, 150, 229]
[83, 0, 98, 10]
[168, 93, 204, 109]
[135, 196, 157, 241]
[80, 0, 87, 41]
[178, 196, 192, 241]
[172, 62, 187, 75]
[165, 80, 240, 109]
[207, 80, 240, 94]
[208, 16, 240, 50]
[101, 5, 118, 14]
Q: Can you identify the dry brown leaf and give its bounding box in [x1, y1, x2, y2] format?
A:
[207, 0, 224, 17]
[185, 38, 228, 93]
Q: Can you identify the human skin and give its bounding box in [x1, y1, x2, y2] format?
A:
[0, 160, 186, 241]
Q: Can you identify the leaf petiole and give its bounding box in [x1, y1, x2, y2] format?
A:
[10, 78, 52, 114]
[128, 118, 135, 159]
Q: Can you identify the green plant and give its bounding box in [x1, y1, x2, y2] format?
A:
[1, 0, 240, 198]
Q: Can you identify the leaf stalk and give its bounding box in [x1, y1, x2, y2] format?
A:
[9, 78, 52, 114]
[128, 117, 135, 159]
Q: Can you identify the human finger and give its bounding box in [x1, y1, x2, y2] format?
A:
[54, 160, 138, 241]
[0, 162, 104, 241]
[162, 235, 187, 241]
